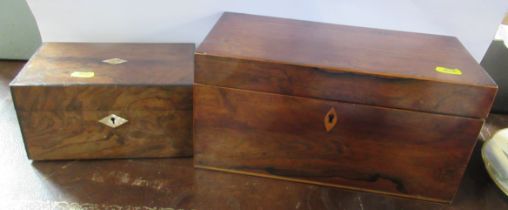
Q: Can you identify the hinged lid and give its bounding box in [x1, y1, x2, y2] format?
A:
[195, 12, 497, 119]
[10, 43, 194, 112]
[11, 43, 194, 86]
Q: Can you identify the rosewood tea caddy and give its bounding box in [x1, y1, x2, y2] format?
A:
[193, 12, 497, 202]
[11, 43, 194, 160]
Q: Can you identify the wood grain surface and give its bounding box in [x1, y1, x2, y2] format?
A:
[11, 43, 194, 85]
[1, 60, 508, 209]
[10, 43, 194, 160]
[195, 12, 497, 118]
[193, 84, 483, 202]
[18, 109, 192, 160]
[195, 55, 496, 118]
[11, 86, 192, 111]
[12, 86, 193, 160]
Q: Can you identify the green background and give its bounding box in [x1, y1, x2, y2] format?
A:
[0, 0, 41, 60]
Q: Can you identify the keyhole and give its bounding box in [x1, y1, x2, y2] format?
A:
[328, 114, 335, 123]
[98, 114, 128, 128]
[324, 107, 337, 132]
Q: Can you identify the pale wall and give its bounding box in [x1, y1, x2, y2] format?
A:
[27, 0, 508, 61]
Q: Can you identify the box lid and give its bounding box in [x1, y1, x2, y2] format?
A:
[11, 43, 194, 86]
[195, 12, 497, 118]
[10, 43, 194, 112]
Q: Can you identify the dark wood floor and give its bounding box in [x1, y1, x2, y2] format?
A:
[1, 60, 508, 209]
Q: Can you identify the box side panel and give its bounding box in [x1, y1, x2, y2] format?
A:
[11, 85, 193, 160]
[195, 55, 496, 119]
[9, 85, 32, 159]
[193, 84, 483, 202]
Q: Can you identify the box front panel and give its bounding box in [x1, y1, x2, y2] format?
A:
[19, 110, 192, 160]
[193, 84, 483, 202]
[12, 86, 193, 160]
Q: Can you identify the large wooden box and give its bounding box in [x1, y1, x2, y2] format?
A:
[193, 13, 497, 202]
[11, 43, 194, 160]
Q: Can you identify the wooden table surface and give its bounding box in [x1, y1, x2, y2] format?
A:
[1, 60, 508, 210]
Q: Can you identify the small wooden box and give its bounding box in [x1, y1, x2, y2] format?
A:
[193, 13, 497, 202]
[11, 43, 194, 160]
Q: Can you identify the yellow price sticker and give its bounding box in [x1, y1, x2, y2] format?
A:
[435, 66, 462, 75]
[70, 71, 95, 78]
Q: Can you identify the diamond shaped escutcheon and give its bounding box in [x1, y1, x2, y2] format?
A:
[98, 114, 128, 128]
[102, 58, 127, 65]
